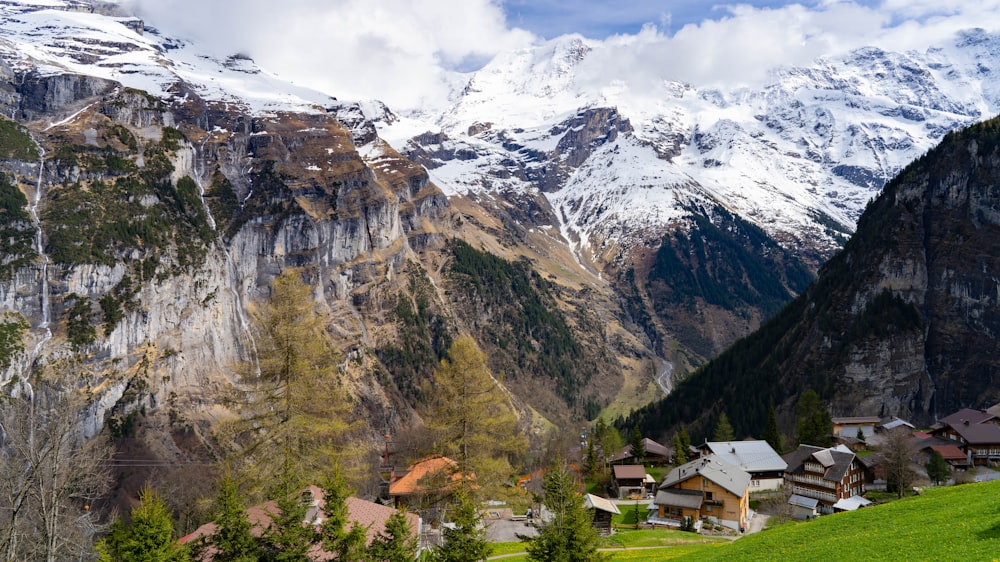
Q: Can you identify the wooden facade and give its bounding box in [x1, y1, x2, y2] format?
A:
[653, 455, 750, 532]
[783, 445, 864, 512]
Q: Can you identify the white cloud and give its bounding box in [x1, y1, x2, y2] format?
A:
[127, 0, 534, 110]
[124, 0, 1000, 112]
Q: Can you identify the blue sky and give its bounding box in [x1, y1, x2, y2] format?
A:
[502, 0, 877, 39]
[133, 0, 1000, 110]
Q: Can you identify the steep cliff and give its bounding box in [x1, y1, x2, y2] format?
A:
[630, 116, 1000, 439]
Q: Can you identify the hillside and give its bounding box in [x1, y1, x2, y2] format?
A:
[677, 480, 1000, 561]
[629, 116, 1000, 440]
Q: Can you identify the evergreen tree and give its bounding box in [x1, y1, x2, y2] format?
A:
[258, 489, 313, 562]
[628, 426, 645, 464]
[368, 510, 418, 562]
[856, 427, 866, 442]
[925, 450, 950, 486]
[203, 476, 258, 562]
[672, 425, 691, 465]
[319, 469, 367, 562]
[524, 464, 606, 562]
[763, 406, 782, 453]
[220, 269, 350, 499]
[713, 412, 735, 442]
[429, 488, 489, 562]
[96, 487, 189, 562]
[795, 390, 832, 447]
[424, 336, 525, 496]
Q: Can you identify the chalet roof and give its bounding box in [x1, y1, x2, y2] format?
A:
[702, 440, 787, 473]
[944, 419, 1000, 445]
[939, 408, 996, 427]
[788, 494, 819, 509]
[659, 454, 751, 498]
[583, 494, 621, 515]
[880, 417, 915, 431]
[831, 416, 881, 425]
[654, 488, 704, 510]
[389, 455, 468, 496]
[930, 445, 968, 461]
[783, 445, 857, 483]
[180, 486, 420, 558]
[858, 453, 885, 469]
[833, 496, 871, 511]
[613, 464, 647, 480]
[608, 438, 671, 463]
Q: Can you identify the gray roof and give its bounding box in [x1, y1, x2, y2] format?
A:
[583, 494, 621, 515]
[704, 440, 787, 473]
[783, 445, 857, 483]
[654, 488, 704, 510]
[659, 454, 751, 498]
[788, 494, 819, 509]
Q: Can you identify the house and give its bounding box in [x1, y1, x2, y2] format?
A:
[612, 465, 648, 499]
[788, 494, 819, 520]
[651, 454, 750, 532]
[915, 443, 971, 469]
[608, 438, 672, 465]
[783, 444, 865, 514]
[832, 416, 881, 440]
[583, 494, 620, 536]
[696, 440, 787, 491]
[930, 408, 1000, 465]
[388, 455, 473, 521]
[181, 485, 421, 560]
[878, 417, 916, 434]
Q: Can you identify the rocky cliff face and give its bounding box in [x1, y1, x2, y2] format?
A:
[630, 117, 1000, 438]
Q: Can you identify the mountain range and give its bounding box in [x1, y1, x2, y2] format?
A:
[1, 0, 1000, 462]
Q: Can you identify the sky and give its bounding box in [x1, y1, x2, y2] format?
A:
[124, 0, 1000, 111]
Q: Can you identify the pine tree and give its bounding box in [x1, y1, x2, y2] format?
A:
[795, 390, 832, 447]
[524, 464, 606, 562]
[203, 476, 258, 562]
[713, 412, 735, 442]
[673, 431, 688, 465]
[430, 488, 489, 562]
[220, 269, 350, 499]
[628, 426, 645, 464]
[319, 469, 367, 562]
[424, 336, 524, 496]
[762, 406, 782, 453]
[258, 489, 313, 562]
[925, 450, 950, 486]
[368, 510, 418, 562]
[96, 487, 189, 562]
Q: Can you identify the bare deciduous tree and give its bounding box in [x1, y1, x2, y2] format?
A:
[0, 362, 111, 561]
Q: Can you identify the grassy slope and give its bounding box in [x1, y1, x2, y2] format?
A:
[677, 480, 1000, 561]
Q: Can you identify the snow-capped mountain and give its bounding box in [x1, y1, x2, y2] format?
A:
[0, 0, 336, 116]
[391, 31, 1000, 267]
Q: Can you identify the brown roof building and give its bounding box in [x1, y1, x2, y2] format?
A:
[181, 485, 420, 561]
[931, 408, 1000, 465]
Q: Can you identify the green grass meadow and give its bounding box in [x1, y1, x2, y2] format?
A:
[676, 479, 1000, 561]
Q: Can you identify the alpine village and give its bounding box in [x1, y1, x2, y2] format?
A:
[2, 1, 1000, 561]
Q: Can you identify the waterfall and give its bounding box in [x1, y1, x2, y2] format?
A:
[190, 140, 258, 372]
[27, 148, 52, 358]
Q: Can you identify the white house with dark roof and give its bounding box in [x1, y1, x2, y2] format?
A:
[697, 440, 787, 491]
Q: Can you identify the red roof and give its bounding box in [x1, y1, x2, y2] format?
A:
[389, 455, 473, 496]
[180, 486, 419, 560]
[930, 445, 968, 461]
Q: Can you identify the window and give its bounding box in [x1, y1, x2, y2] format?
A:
[705, 491, 714, 501]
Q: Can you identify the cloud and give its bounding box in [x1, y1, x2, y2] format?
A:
[123, 1, 1000, 112]
[126, 0, 534, 110]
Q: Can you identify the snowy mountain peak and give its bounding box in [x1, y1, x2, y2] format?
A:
[0, 0, 339, 116]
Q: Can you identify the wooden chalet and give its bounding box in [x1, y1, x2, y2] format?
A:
[783, 445, 865, 514]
